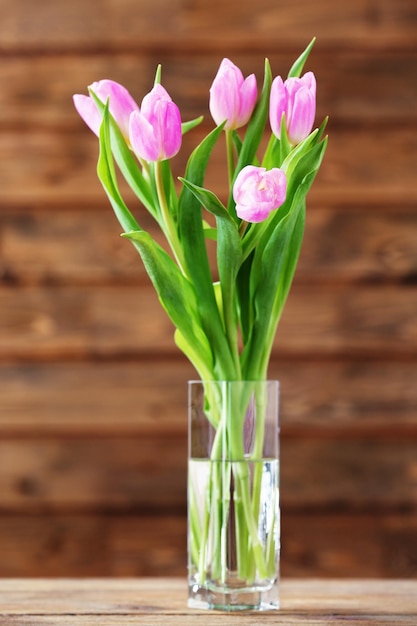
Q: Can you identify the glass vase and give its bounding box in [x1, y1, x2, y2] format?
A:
[187, 380, 280, 611]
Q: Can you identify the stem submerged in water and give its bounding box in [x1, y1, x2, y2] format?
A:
[189, 381, 279, 588]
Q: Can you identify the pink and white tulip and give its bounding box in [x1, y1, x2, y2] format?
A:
[270, 71, 316, 145]
[209, 58, 257, 130]
[129, 84, 182, 162]
[233, 165, 287, 223]
[73, 79, 139, 141]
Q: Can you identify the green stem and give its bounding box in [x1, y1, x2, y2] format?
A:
[239, 219, 249, 238]
[154, 161, 187, 276]
[220, 461, 231, 583]
[188, 477, 202, 568]
[247, 388, 268, 578]
[225, 130, 235, 189]
[196, 416, 225, 582]
[233, 461, 269, 580]
[191, 382, 274, 585]
[220, 383, 270, 580]
[233, 475, 248, 577]
[221, 294, 241, 380]
[230, 383, 271, 581]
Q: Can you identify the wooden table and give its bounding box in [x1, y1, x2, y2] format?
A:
[1, 578, 417, 624]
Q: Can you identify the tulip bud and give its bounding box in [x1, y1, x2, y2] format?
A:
[73, 79, 139, 141]
[270, 71, 316, 145]
[129, 84, 182, 162]
[233, 165, 287, 223]
[209, 58, 257, 130]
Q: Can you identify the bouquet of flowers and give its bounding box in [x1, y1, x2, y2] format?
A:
[74, 38, 327, 607]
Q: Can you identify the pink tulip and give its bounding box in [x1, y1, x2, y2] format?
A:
[233, 165, 287, 223]
[129, 84, 182, 162]
[209, 58, 257, 130]
[270, 71, 316, 145]
[73, 79, 139, 141]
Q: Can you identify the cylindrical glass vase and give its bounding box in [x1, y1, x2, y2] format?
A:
[187, 380, 280, 611]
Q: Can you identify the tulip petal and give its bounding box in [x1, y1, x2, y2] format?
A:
[73, 94, 102, 136]
[89, 79, 139, 141]
[129, 110, 160, 162]
[160, 101, 182, 159]
[269, 76, 287, 139]
[288, 87, 316, 145]
[238, 74, 258, 127]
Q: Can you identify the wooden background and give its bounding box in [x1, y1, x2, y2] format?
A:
[0, 0, 416, 578]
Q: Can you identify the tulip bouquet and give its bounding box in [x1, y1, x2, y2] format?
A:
[74, 39, 327, 607]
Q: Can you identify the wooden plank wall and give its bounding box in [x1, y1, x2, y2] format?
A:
[0, 0, 416, 578]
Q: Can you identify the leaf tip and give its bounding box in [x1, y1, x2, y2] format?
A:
[154, 64, 162, 85]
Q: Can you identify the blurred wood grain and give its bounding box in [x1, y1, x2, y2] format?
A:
[0, 0, 416, 579]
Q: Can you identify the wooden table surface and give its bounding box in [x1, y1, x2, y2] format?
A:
[0, 578, 416, 625]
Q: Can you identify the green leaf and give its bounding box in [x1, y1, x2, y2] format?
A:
[242, 132, 327, 267]
[182, 116, 204, 135]
[123, 229, 213, 372]
[316, 116, 329, 140]
[179, 179, 230, 222]
[174, 328, 214, 381]
[281, 127, 320, 172]
[287, 38, 316, 78]
[203, 221, 218, 240]
[262, 133, 280, 169]
[262, 114, 291, 168]
[241, 185, 307, 379]
[179, 179, 243, 356]
[259, 191, 306, 323]
[154, 64, 162, 85]
[279, 115, 292, 163]
[90, 88, 157, 219]
[97, 103, 141, 233]
[178, 124, 224, 288]
[178, 124, 237, 379]
[236, 251, 255, 345]
[238, 205, 289, 352]
[233, 58, 273, 185]
[179, 180, 242, 286]
[97, 106, 213, 374]
[240, 130, 327, 378]
[283, 134, 328, 200]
